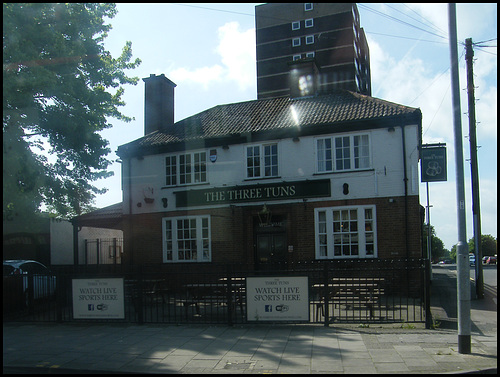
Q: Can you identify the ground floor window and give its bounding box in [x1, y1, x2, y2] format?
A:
[315, 205, 376, 259]
[162, 216, 211, 262]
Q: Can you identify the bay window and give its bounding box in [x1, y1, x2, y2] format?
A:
[315, 206, 377, 259]
[163, 216, 211, 262]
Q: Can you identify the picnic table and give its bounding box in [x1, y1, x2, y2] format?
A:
[180, 278, 246, 317]
[313, 277, 385, 320]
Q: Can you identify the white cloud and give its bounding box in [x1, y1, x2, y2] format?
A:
[169, 65, 224, 90]
[168, 22, 255, 92]
[216, 21, 256, 91]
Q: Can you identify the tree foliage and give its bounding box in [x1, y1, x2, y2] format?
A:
[468, 234, 497, 257]
[422, 224, 448, 262]
[3, 3, 141, 219]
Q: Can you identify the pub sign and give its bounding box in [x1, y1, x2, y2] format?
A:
[421, 146, 447, 182]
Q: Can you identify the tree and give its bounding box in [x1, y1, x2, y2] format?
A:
[468, 234, 498, 257]
[3, 3, 141, 220]
[422, 224, 448, 262]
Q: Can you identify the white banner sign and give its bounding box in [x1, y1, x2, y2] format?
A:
[246, 276, 309, 322]
[72, 278, 125, 319]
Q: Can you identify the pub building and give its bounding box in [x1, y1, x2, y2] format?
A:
[116, 72, 423, 272]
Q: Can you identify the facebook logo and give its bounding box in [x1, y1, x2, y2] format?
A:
[265, 305, 272, 312]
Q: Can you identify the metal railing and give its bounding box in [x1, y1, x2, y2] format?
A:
[3, 258, 427, 326]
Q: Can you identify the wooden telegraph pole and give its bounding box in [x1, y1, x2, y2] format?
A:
[465, 38, 484, 299]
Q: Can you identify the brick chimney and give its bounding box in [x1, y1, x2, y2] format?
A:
[142, 74, 176, 135]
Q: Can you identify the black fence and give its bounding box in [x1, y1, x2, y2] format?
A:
[3, 258, 429, 326]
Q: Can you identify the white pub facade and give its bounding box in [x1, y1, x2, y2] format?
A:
[116, 73, 423, 269]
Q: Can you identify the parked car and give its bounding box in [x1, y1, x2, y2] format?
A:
[485, 256, 497, 265]
[3, 260, 56, 304]
[438, 259, 453, 264]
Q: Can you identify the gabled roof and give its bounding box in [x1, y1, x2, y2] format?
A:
[72, 202, 123, 230]
[117, 90, 421, 158]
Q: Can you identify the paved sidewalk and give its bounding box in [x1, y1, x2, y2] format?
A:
[3, 265, 497, 374]
[3, 321, 496, 374]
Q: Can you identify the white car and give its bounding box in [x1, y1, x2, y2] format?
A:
[3, 260, 56, 302]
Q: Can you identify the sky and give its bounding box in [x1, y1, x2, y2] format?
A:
[95, 3, 497, 251]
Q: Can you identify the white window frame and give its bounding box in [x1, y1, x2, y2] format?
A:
[293, 54, 302, 61]
[162, 216, 211, 263]
[292, 37, 301, 47]
[306, 51, 315, 58]
[292, 21, 300, 30]
[305, 3, 313, 11]
[305, 35, 314, 45]
[305, 18, 314, 28]
[246, 143, 279, 179]
[165, 151, 207, 186]
[314, 206, 377, 259]
[316, 133, 371, 173]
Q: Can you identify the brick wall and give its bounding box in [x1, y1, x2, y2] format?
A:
[124, 195, 422, 265]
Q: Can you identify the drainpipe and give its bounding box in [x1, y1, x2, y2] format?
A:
[128, 158, 134, 265]
[400, 124, 410, 258]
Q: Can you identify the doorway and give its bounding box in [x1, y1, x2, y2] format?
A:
[256, 233, 287, 266]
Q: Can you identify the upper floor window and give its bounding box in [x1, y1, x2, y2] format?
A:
[305, 18, 314, 28]
[305, 35, 314, 45]
[305, 3, 313, 11]
[317, 134, 370, 173]
[247, 143, 278, 179]
[292, 37, 301, 47]
[292, 21, 300, 30]
[165, 151, 207, 186]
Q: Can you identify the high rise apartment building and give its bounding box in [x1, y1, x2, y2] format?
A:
[255, 3, 371, 99]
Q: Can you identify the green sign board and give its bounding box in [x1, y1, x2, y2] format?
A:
[421, 146, 447, 182]
[175, 179, 331, 207]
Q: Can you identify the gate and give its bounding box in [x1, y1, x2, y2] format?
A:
[3, 258, 428, 326]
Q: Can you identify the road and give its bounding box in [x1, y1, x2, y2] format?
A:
[431, 263, 497, 334]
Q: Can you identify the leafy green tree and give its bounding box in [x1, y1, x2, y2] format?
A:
[423, 224, 448, 262]
[3, 3, 141, 219]
[468, 234, 498, 257]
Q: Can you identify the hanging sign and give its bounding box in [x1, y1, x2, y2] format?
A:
[421, 146, 447, 182]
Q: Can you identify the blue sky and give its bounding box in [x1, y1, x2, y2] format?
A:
[97, 3, 497, 251]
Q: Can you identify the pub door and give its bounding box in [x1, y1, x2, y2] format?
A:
[255, 233, 287, 270]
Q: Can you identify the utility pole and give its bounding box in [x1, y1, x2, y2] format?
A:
[448, 4, 471, 354]
[465, 38, 484, 300]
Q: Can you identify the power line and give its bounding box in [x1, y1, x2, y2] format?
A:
[388, 3, 447, 37]
[365, 31, 448, 45]
[358, 3, 448, 41]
